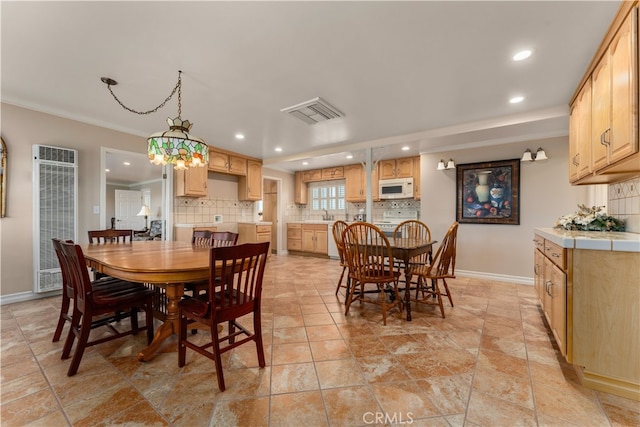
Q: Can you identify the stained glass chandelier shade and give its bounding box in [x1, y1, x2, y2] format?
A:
[102, 71, 208, 170]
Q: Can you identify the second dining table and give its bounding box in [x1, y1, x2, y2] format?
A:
[81, 240, 212, 362]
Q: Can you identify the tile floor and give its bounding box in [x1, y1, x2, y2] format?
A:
[1, 254, 639, 426]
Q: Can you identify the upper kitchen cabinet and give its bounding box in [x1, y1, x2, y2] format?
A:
[238, 159, 262, 201]
[302, 169, 322, 182]
[322, 167, 344, 180]
[569, 80, 593, 182]
[569, 4, 639, 184]
[208, 148, 247, 175]
[175, 166, 207, 197]
[378, 157, 414, 180]
[294, 171, 308, 204]
[344, 163, 379, 202]
[412, 156, 421, 200]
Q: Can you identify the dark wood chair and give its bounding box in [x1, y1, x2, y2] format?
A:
[58, 240, 154, 376]
[342, 222, 403, 325]
[393, 220, 432, 281]
[178, 242, 270, 391]
[88, 229, 134, 243]
[51, 238, 131, 342]
[192, 230, 213, 246]
[210, 231, 239, 247]
[332, 220, 349, 298]
[407, 221, 458, 318]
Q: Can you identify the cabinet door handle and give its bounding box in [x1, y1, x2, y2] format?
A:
[600, 131, 609, 146]
[545, 280, 553, 296]
[534, 264, 539, 276]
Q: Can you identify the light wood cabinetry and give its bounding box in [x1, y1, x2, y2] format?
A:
[534, 237, 568, 357]
[568, 4, 639, 185]
[569, 80, 593, 182]
[533, 231, 640, 401]
[288, 223, 328, 256]
[208, 148, 247, 175]
[378, 157, 414, 180]
[412, 156, 421, 200]
[174, 226, 217, 242]
[344, 163, 379, 203]
[287, 223, 302, 251]
[238, 223, 271, 253]
[302, 169, 322, 182]
[237, 160, 262, 201]
[302, 224, 328, 255]
[322, 167, 344, 180]
[175, 167, 208, 197]
[294, 172, 308, 205]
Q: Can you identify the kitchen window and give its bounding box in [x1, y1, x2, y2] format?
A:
[311, 182, 345, 211]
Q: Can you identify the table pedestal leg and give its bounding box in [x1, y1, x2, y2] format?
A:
[138, 283, 182, 362]
[404, 271, 413, 321]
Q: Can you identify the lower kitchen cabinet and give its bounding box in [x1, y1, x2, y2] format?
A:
[534, 229, 640, 401]
[238, 223, 271, 253]
[287, 223, 328, 256]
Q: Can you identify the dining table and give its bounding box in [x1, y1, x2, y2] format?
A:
[388, 237, 436, 321]
[81, 240, 212, 362]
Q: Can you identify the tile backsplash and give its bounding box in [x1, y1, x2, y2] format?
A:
[608, 177, 640, 233]
[285, 199, 420, 223]
[173, 197, 257, 224]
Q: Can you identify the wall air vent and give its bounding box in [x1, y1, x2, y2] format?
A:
[280, 97, 344, 125]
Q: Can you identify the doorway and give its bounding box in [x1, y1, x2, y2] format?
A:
[263, 178, 278, 254]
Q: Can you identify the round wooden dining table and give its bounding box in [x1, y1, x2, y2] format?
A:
[81, 240, 212, 361]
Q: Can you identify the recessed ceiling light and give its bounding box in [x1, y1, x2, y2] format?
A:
[346, 154, 353, 159]
[123, 162, 131, 166]
[513, 50, 532, 61]
[275, 147, 283, 152]
[105, 168, 110, 173]
[302, 161, 309, 165]
[402, 146, 410, 151]
[235, 133, 245, 140]
[509, 96, 524, 104]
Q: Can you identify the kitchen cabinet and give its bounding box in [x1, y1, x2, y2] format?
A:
[378, 157, 414, 180]
[534, 229, 640, 401]
[175, 167, 207, 197]
[174, 226, 217, 242]
[302, 169, 322, 182]
[238, 160, 263, 201]
[294, 171, 308, 205]
[534, 236, 568, 357]
[412, 156, 421, 200]
[568, 4, 639, 185]
[322, 167, 344, 180]
[287, 223, 302, 251]
[208, 148, 247, 175]
[344, 163, 379, 203]
[301, 224, 328, 255]
[569, 80, 593, 182]
[238, 223, 271, 253]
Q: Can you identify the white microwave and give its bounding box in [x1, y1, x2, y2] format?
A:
[379, 177, 414, 199]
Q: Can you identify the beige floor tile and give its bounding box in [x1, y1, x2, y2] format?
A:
[322, 385, 382, 426]
[309, 339, 351, 361]
[370, 380, 440, 418]
[270, 391, 329, 426]
[271, 362, 319, 394]
[315, 359, 366, 389]
[210, 396, 270, 427]
[466, 391, 536, 426]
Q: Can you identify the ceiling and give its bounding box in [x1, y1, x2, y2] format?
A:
[2, 1, 620, 180]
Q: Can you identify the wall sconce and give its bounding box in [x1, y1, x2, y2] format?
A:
[437, 159, 456, 170]
[521, 147, 548, 162]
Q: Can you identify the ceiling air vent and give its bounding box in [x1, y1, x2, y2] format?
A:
[281, 97, 344, 125]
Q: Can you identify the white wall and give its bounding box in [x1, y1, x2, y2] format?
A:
[421, 136, 588, 282]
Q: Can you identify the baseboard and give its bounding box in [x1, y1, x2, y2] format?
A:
[455, 269, 533, 286]
[0, 290, 61, 306]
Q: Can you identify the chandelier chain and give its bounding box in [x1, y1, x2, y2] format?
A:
[106, 71, 182, 116]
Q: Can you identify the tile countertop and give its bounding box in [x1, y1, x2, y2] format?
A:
[535, 227, 640, 252]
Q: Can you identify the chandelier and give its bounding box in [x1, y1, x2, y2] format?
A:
[101, 71, 208, 170]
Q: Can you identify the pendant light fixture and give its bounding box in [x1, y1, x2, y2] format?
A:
[101, 71, 208, 170]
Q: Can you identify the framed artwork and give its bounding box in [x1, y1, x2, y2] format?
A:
[456, 158, 520, 225]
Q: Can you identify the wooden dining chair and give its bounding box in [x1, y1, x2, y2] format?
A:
[58, 240, 155, 376]
[341, 222, 403, 325]
[210, 231, 239, 247]
[393, 220, 432, 281]
[51, 238, 131, 342]
[192, 229, 213, 246]
[187, 231, 240, 298]
[407, 221, 458, 318]
[178, 242, 270, 391]
[332, 220, 349, 298]
[88, 229, 134, 243]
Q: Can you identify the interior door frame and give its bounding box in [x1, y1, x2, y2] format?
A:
[100, 147, 172, 238]
[262, 174, 282, 255]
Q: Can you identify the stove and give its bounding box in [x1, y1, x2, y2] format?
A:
[373, 210, 419, 236]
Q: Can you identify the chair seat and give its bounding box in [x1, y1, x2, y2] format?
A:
[91, 285, 154, 306]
